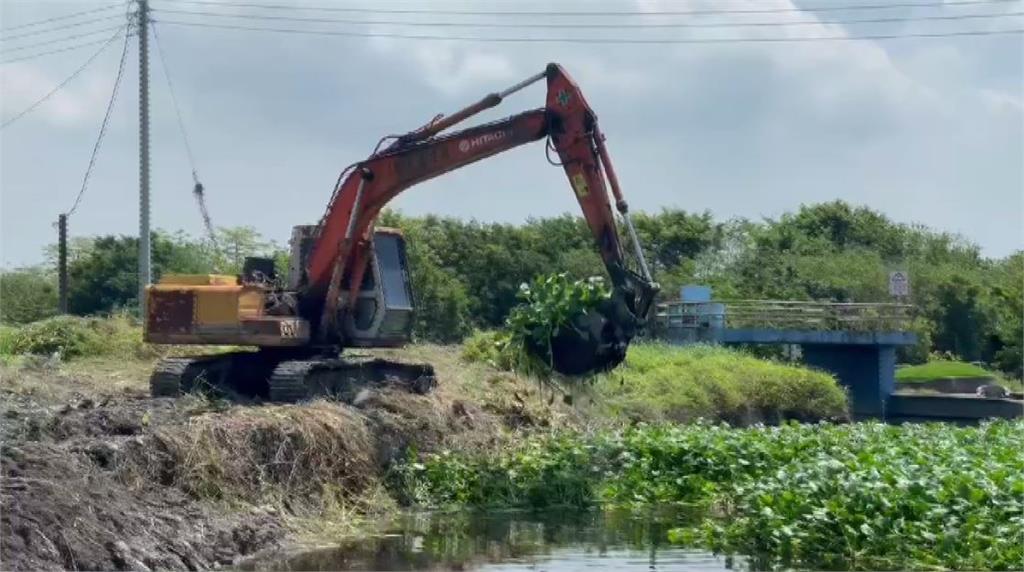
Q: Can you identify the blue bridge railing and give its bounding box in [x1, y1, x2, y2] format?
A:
[657, 299, 915, 333]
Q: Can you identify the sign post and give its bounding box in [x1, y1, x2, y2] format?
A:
[889, 271, 910, 300]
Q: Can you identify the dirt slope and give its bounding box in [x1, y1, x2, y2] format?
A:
[0, 349, 571, 571]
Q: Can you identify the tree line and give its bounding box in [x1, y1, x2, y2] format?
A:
[2, 201, 1020, 377]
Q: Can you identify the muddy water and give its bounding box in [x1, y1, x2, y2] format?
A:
[245, 510, 736, 571]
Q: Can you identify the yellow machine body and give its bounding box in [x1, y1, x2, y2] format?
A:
[145, 274, 310, 346]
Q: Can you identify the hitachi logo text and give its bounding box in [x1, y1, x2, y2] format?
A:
[458, 131, 508, 153]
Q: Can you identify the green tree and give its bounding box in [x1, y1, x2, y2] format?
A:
[928, 275, 989, 361]
[212, 226, 274, 273]
[65, 232, 208, 314]
[986, 252, 1023, 377]
[0, 267, 58, 323]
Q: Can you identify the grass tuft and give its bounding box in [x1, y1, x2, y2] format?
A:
[896, 359, 994, 382]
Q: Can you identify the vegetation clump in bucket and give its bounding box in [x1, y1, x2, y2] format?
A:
[466, 273, 611, 383]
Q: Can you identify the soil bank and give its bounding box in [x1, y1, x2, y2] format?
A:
[0, 348, 574, 571]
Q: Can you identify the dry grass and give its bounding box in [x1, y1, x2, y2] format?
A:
[120, 401, 377, 508]
[370, 344, 584, 431]
[0, 357, 153, 404]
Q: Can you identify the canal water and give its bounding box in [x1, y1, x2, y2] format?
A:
[245, 509, 736, 571]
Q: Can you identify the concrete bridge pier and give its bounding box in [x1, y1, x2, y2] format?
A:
[802, 344, 897, 419]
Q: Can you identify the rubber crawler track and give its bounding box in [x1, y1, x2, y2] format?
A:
[149, 357, 193, 397]
[267, 360, 319, 403]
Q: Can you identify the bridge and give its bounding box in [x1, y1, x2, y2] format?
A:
[657, 292, 1021, 422]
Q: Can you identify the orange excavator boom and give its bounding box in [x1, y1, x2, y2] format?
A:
[305, 63, 659, 372]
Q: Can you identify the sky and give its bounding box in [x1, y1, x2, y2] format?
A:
[1, 0, 1022, 269]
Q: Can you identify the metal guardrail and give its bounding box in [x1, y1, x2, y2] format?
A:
[658, 299, 915, 332]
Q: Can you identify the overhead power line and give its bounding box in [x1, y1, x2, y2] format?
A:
[0, 3, 125, 32]
[150, 8, 1024, 30]
[151, 24, 198, 178]
[0, 34, 132, 64]
[153, 19, 1024, 44]
[1, 24, 128, 54]
[151, 22, 218, 245]
[67, 28, 133, 217]
[155, 0, 1020, 17]
[1, 29, 125, 129]
[0, 14, 127, 42]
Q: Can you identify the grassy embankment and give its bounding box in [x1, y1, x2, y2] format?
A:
[897, 360, 993, 382]
[1, 315, 852, 567]
[6, 317, 1022, 570]
[896, 359, 1021, 391]
[461, 331, 847, 424]
[0, 317, 846, 515]
[1, 316, 849, 424]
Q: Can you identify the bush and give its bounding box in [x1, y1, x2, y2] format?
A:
[460, 331, 513, 370]
[0, 325, 18, 359]
[594, 344, 848, 424]
[2, 314, 146, 360]
[0, 269, 58, 324]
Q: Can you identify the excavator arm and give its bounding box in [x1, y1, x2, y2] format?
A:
[305, 63, 659, 374]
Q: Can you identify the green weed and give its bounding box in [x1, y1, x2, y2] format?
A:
[0, 314, 149, 360]
[498, 273, 611, 379]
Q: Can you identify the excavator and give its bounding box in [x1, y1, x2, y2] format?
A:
[144, 63, 659, 402]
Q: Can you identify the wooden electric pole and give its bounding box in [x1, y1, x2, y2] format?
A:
[57, 214, 68, 314]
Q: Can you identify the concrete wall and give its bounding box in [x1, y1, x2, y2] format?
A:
[802, 345, 896, 419]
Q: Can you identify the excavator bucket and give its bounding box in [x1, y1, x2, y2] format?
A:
[549, 309, 629, 375]
[548, 274, 659, 376]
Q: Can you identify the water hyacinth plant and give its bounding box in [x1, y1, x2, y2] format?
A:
[395, 421, 1024, 571]
[491, 273, 612, 381]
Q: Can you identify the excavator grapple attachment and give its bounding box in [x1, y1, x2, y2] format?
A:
[549, 309, 629, 375]
[548, 270, 660, 376]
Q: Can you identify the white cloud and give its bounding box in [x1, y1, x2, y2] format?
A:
[0, 61, 111, 127]
[368, 39, 519, 96]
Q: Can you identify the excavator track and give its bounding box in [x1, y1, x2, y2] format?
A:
[268, 357, 436, 403]
[267, 360, 318, 403]
[150, 357, 194, 397]
[149, 356, 229, 397]
[150, 353, 437, 403]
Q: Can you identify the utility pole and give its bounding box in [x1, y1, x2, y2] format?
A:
[57, 214, 68, 314]
[138, 0, 151, 315]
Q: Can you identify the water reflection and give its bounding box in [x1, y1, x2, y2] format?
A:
[247, 509, 734, 571]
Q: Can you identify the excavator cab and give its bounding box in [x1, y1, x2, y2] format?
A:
[287, 225, 415, 348]
[344, 229, 415, 347]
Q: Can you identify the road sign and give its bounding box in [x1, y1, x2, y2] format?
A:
[889, 271, 910, 297]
